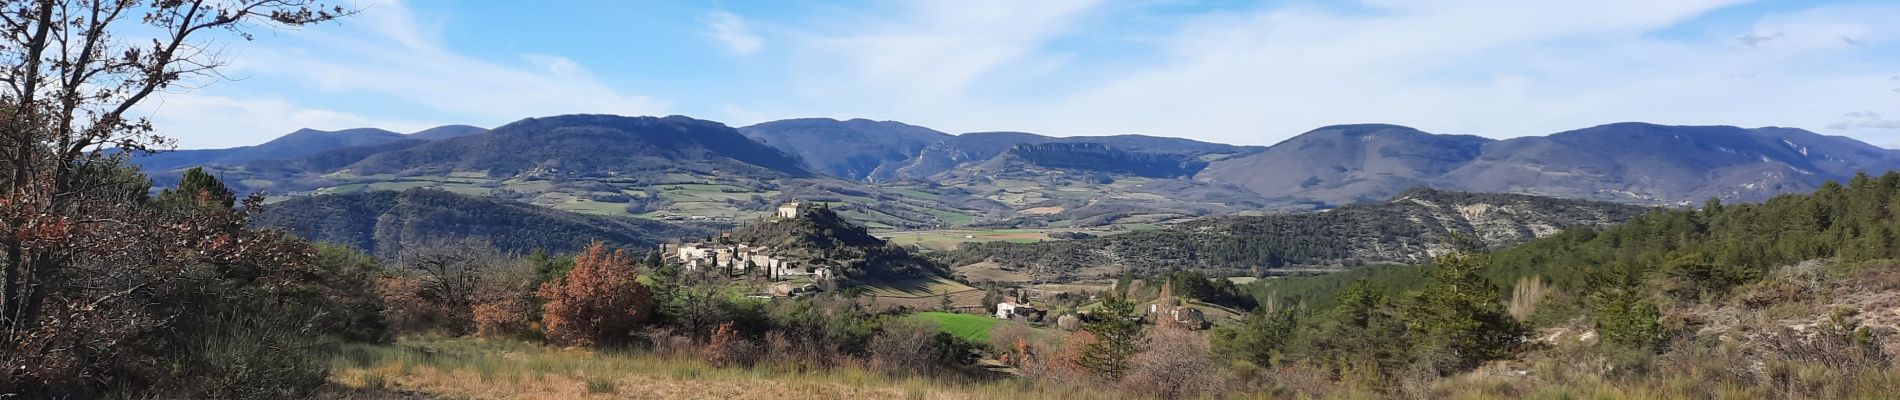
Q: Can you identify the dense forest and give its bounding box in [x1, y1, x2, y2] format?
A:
[254, 188, 714, 257]
[936, 188, 1650, 280]
[1002, 142, 1209, 178]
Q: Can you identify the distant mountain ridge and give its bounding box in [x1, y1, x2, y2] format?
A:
[133, 125, 487, 174]
[1196, 122, 1900, 206]
[341, 114, 810, 179]
[739, 118, 952, 181]
[254, 188, 713, 257]
[1195, 124, 1493, 205]
[141, 116, 1900, 230]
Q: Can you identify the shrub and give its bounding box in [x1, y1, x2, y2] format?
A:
[990, 321, 1039, 365]
[703, 321, 757, 367]
[1593, 290, 1666, 352]
[539, 241, 656, 346]
[382, 238, 510, 335]
[1121, 328, 1225, 399]
[871, 318, 945, 376]
[472, 261, 541, 339]
[307, 244, 391, 343]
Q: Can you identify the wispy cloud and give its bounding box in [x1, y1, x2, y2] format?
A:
[150, 0, 668, 148]
[1831, 111, 1900, 129]
[705, 11, 763, 55]
[250, 0, 667, 119]
[790, 0, 1101, 104]
[763, 0, 1900, 145]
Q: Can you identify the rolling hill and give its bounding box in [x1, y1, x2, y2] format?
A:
[341, 114, 810, 179]
[133, 126, 483, 174]
[739, 118, 952, 181]
[254, 188, 714, 257]
[1195, 124, 1493, 205]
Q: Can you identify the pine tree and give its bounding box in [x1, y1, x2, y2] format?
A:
[155, 167, 236, 210]
[1078, 292, 1143, 380]
[1405, 251, 1524, 373]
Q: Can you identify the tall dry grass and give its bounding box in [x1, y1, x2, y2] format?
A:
[1508, 276, 1548, 322]
[323, 337, 1174, 400]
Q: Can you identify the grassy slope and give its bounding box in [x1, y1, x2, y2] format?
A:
[912, 312, 1001, 343]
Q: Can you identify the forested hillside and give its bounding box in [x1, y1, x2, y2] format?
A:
[255, 188, 713, 257]
[1492, 172, 1900, 290]
[935, 188, 1650, 280]
[1216, 172, 1900, 399]
[989, 142, 1209, 178]
[1267, 171, 1900, 303]
[344, 114, 811, 178]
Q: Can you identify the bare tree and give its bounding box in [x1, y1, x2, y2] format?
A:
[1121, 328, 1225, 399]
[1, 0, 347, 339]
[391, 237, 507, 331]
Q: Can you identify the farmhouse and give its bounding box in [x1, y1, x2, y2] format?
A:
[995, 302, 1044, 320]
[1147, 280, 1209, 330]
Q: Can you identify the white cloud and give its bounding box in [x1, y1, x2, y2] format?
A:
[139, 94, 437, 148]
[1831, 112, 1900, 130]
[186, 0, 666, 146]
[790, 0, 1100, 104]
[705, 11, 764, 55]
[769, 0, 1900, 146]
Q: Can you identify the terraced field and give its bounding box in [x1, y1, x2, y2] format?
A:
[854, 276, 987, 311]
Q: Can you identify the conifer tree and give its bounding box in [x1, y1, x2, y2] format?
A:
[1078, 291, 1143, 380]
[155, 167, 236, 210]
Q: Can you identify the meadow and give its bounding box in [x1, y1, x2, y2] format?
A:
[911, 312, 1002, 343]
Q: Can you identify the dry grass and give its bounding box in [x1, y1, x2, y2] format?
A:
[1508, 276, 1548, 321]
[325, 337, 1160, 400]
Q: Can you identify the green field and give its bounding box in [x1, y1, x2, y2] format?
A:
[911, 311, 999, 343]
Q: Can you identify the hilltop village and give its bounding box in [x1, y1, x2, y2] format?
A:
[660, 202, 838, 296]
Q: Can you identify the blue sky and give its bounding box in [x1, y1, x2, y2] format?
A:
[139, 0, 1900, 148]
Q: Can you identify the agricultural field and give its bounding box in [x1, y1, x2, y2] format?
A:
[876, 229, 1055, 251]
[910, 312, 1000, 343]
[852, 276, 987, 311]
[951, 260, 1033, 284]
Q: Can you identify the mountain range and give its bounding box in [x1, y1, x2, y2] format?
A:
[132, 114, 1900, 230]
[1196, 122, 1900, 206]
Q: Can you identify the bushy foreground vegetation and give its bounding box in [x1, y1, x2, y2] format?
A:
[1, 1, 353, 397]
[1228, 172, 1900, 397]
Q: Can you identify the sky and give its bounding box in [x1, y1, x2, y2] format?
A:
[138, 0, 1900, 149]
